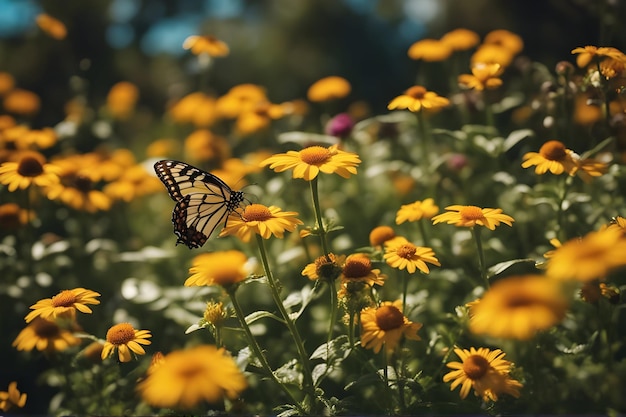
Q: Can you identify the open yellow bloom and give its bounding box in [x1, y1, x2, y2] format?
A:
[440, 28, 480, 51]
[443, 347, 522, 401]
[101, 323, 152, 363]
[36, 13, 67, 40]
[13, 317, 81, 352]
[138, 345, 247, 409]
[469, 275, 568, 340]
[302, 253, 344, 282]
[458, 63, 504, 91]
[521, 140, 577, 175]
[483, 30, 524, 55]
[571, 45, 626, 68]
[407, 39, 453, 61]
[384, 237, 440, 274]
[0, 382, 27, 412]
[185, 250, 249, 288]
[25, 288, 101, 323]
[395, 198, 439, 224]
[388, 86, 449, 113]
[307, 76, 351, 102]
[432, 205, 514, 230]
[471, 44, 515, 68]
[340, 254, 386, 287]
[183, 35, 229, 57]
[261, 144, 361, 180]
[360, 300, 422, 353]
[0, 151, 60, 192]
[220, 203, 302, 242]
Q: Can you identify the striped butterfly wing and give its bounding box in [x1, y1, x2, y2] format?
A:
[154, 160, 245, 248]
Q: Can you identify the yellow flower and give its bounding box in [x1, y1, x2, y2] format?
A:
[521, 140, 578, 175]
[543, 237, 562, 259]
[469, 275, 568, 340]
[183, 35, 230, 57]
[307, 76, 351, 102]
[25, 288, 101, 323]
[0, 151, 60, 192]
[185, 250, 250, 288]
[395, 198, 439, 224]
[106, 81, 139, 120]
[580, 281, 620, 304]
[3, 89, 40, 115]
[369, 225, 396, 247]
[571, 156, 608, 182]
[36, 13, 67, 40]
[443, 347, 522, 401]
[360, 300, 422, 353]
[261, 144, 361, 181]
[407, 38, 453, 61]
[13, 317, 81, 352]
[138, 345, 247, 409]
[458, 63, 504, 91]
[340, 254, 386, 287]
[183, 129, 230, 164]
[605, 216, 626, 235]
[101, 323, 152, 362]
[546, 228, 626, 282]
[220, 203, 302, 242]
[0, 203, 31, 230]
[483, 30, 524, 55]
[0, 72, 15, 95]
[235, 101, 285, 136]
[383, 236, 440, 274]
[388, 85, 449, 113]
[440, 28, 480, 51]
[169, 92, 218, 126]
[432, 205, 514, 230]
[471, 44, 515, 68]
[0, 382, 27, 412]
[203, 301, 229, 327]
[571, 45, 626, 68]
[215, 84, 267, 119]
[302, 253, 344, 282]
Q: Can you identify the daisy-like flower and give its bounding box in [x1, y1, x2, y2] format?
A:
[25, 288, 101, 323]
[0, 382, 27, 412]
[571, 45, 626, 68]
[101, 323, 152, 363]
[440, 28, 480, 51]
[302, 252, 344, 282]
[521, 140, 578, 175]
[0, 151, 60, 192]
[369, 225, 396, 247]
[469, 275, 568, 340]
[260, 144, 361, 181]
[483, 29, 524, 55]
[571, 156, 607, 182]
[443, 347, 523, 401]
[13, 317, 81, 352]
[45, 171, 112, 212]
[183, 35, 230, 57]
[203, 301, 229, 327]
[383, 236, 440, 274]
[546, 228, 626, 282]
[185, 250, 250, 288]
[340, 254, 386, 287]
[36, 13, 67, 40]
[360, 300, 422, 353]
[220, 203, 302, 242]
[307, 76, 351, 102]
[432, 205, 514, 230]
[407, 38, 453, 62]
[138, 345, 247, 409]
[395, 198, 439, 224]
[458, 63, 504, 91]
[387, 86, 450, 113]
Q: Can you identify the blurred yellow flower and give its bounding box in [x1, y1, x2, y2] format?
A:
[443, 347, 522, 401]
[302, 253, 344, 282]
[185, 250, 249, 288]
[0, 203, 31, 230]
[571, 45, 626, 68]
[369, 225, 396, 247]
[395, 198, 439, 224]
[483, 29, 524, 55]
[169, 92, 219, 127]
[471, 44, 514, 68]
[307, 76, 351, 102]
[106, 81, 139, 120]
[469, 275, 568, 340]
[458, 63, 504, 91]
[340, 254, 386, 287]
[101, 323, 151, 363]
[220, 203, 302, 242]
[235, 101, 285, 136]
[383, 236, 440, 274]
[184, 129, 230, 164]
[0, 381, 27, 412]
[432, 205, 514, 230]
[46, 172, 112, 212]
[36, 13, 67, 40]
[261, 144, 361, 181]
[138, 345, 247, 409]
[146, 138, 179, 158]
[104, 164, 163, 202]
[521, 140, 577, 175]
[183, 35, 229, 57]
[407, 38, 453, 61]
[3, 89, 40, 115]
[25, 288, 101, 323]
[13, 317, 81, 352]
[388, 86, 449, 112]
[440, 28, 480, 51]
[0, 72, 15, 95]
[0, 151, 60, 192]
[216, 84, 267, 119]
[360, 300, 422, 353]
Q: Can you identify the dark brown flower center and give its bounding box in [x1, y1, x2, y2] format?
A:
[539, 140, 567, 161]
[375, 305, 404, 330]
[396, 243, 417, 259]
[17, 155, 44, 177]
[74, 174, 93, 193]
[463, 355, 490, 380]
[405, 86, 427, 99]
[106, 323, 136, 345]
[343, 256, 372, 278]
[32, 318, 61, 338]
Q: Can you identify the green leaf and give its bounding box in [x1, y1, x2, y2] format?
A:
[245, 310, 285, 325]
[503, 129, 534, 152]
[488, 258, 539, 281]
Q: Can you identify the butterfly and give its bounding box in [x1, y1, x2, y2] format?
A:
[154, 160, 246, 249]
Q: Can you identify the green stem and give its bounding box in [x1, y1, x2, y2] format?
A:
[309, 177, 330, 257]
[417, 218, 430, 248]
[327, 279, 338, 345]
[471, 227, 489, 289]
[556, 175, 573, 242]
[416, 111, 430, 166]
[382, 347, 393, 414]
[255, 234, 316, 410]
[402, 272, 409, 315]
[226, 287, 306, 414]
[348, 311, 356, 347]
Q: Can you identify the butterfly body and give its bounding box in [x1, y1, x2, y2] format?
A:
[154, 160, 245, 248]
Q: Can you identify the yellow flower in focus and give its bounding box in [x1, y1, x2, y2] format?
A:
[440, 28, 480, 51]
[261, 144, 361, 181]
[101, 323, 152, 363]
[396, 198, 439, 224]
[0, 382, 27, 412]
[183, 35, 229, 57]
[483, 29, 524, 55]
[302, 253, 344, 282]
[407, 38, 453, 61]
[360, 300, 422, 353]
[185, 250, 249, 288]
[546, 228, 626, 282]
[469, 275, 568, 340]
[384, 236, 440, 274]
[25, 288, 101, 323]
[432, 205, 514, 230]
[36, 13, 67, 40]
[340, 254, 386, 287]
[106, 81, 139, 120]
[307, 76, 351, 102]
[13, 317, 81, 352]
[571, 45, 626, 68]
[369, 225, 396, 247]
[220, 203, 302, 242]
[3, 89, 40, 115]
[521, 140, 578, 175]
[443, 347, 522, 401]
[0, 151, 60, 192]
[388, 86, 449, 113]
[203, 301, 228, 327]
[138, 345, 247, 409]
[458, 63, 504, 91]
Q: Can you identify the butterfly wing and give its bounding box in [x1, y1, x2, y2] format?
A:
[154, 160, 232, 202]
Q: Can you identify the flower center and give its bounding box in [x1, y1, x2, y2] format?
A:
[17, 155, 44, 177]
[539, 140, 567, 161]
[463, 355, 490, 380]
[459, 206, 485, 221]
[506, 295, 534, 308]
[396, 243, 417, 259]
[32, 318, 61, 338]
[405, 86, 427, 99]
[242, 204, 273, 222]
[300, 146, 332, 165]
[51, 290, 78, 308]
[375, 305, 405, 331]
[342, 256, 372, 278]
[106, 323, 136, 345]
[74, 174, 93, 193]
[315, 253, 341, 280]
